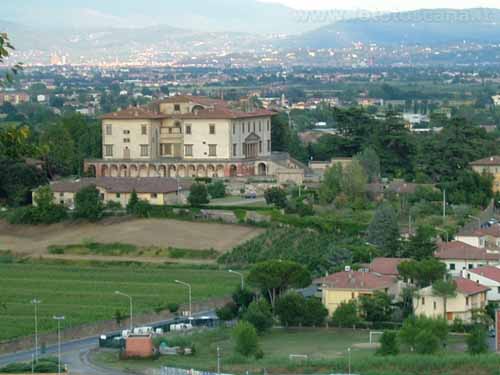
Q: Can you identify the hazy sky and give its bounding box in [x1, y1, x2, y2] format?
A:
[260, 0, 500, 11]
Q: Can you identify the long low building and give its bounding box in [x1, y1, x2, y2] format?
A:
[36, 177, 190, 207]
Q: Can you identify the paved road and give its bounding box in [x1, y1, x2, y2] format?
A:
[0, 311, 216, 374]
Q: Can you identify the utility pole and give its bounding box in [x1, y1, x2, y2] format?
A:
[347, 347, 351, 375]
[217, 346, 221, 375]
[31, 298, 41, 362]
[115, 291, 133, 331]
[442, 189, 446, 224]
[175, 280, 192, 317]
[52, 316, 65, 375]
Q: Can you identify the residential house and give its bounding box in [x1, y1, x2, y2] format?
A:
[413, 277, 489, 323]
[34, 177, 190, 208]
[316, 270, 398, 315]
[367, 257, 409, 277]
[470, 156, 500, 192]
[434, 241, 500, 276]
[462, 266, 500, 302]
[456, 225, 500, 250]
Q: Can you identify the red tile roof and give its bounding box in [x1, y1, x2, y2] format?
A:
[435, 241, 500, 261]
[470, 156, 500, 166]
[317, 271, 396, 290]
[471, 225, 500, 238]
[468, 266, 500, 282]
[454, 277, 490, 295]
[369, 257, 409, 276]
[100, 106, 165, 120]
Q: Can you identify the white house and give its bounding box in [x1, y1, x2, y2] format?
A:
[456, 225, 500, 250]
[434, 241, 500, 276]
[462, 266, 500, 302]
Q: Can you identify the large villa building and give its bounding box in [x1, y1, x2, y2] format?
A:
[84, 95, 305, 180]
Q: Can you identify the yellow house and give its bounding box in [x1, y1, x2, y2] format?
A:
[316, 270, 398, 315]
[34, 177, 190, 208]
[413, 277, 489, 323]
[470, 156, 500, 192]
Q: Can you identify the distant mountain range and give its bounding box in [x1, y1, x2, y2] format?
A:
[290, 8, 500, 48]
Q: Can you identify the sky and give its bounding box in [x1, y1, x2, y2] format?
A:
[260, 0, 500, 11]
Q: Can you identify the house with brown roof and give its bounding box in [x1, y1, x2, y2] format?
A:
[462, 266, 500, 302]
[368, 257, 409, 277]
[34, 177, 190, 208]
[434, 241, 500, 276]
[413, 277, 489, 323]
[456, 224, 500, 250]
[470, 156, 500, 192]
[316, 270, 399, 315]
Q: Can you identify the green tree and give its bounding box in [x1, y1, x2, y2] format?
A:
[432, 279, 457, 320]
[271, 113, 290, 152]
[399, 316, 448, 352]
[303, 298, 328, 327]
[331, 301, 360, 328]
[377, 331, 399, 356]
[247, 260, 311, 310]
[402, 225, 437, 260]
[319, 163, 343, 204]
[340, 159, 367, 205]
[232, 287, 255, 312]
[233, 321, 260, 357]
[264, 187, 288, 209]
[398, 258, 447, 287]
[188, 183, 209, 206]
[359, 291, 392, 323]
[367, 203, 400, 257]
[466, 325, 488, 355]
[207, 180, 226, 199]
[275, 292, 306, 327]
[74, 185, 103, 221]
[126, 190, 139, 214]
[0, 125, 32, 159]
[415, 329, 440, 354]
[0, 33, 22, 85]
[243, 300, 273, 334]
[355, 147, 381, 183]
[216, 302, 239, 321]
[0, 157, 47, 206]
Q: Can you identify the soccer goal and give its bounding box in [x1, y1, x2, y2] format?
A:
[369, 331, 384, 344]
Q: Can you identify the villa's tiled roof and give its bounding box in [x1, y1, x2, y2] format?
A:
[100, 107, 164, 120]
[369, 257, 409, 276]
[468, 266, 500, 283]
[316, 271, 396, 290]
[48, 177, 189, 194]
[435, 241, 500, 261]
[454, 277, 490, 295]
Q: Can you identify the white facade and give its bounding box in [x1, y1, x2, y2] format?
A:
[462, 268, 500, 302]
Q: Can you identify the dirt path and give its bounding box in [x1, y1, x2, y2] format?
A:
[0, 217, 263, 260]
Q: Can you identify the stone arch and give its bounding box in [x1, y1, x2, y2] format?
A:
[168, 165, 177, 177]
[196, 165, 206, 178]
[177, 165, 186, 178]
[229, 164, 238, 177]
[188, 165, 196, 177]
[120, 164, 128, 177]
[257, 162, 267, 176]
[139, 164, 148, 177]
[129, 164, 138, 177]
[158, 165, 167, 177]
[207, 164, 216, 177]
[148, 164, 158, 177]
[216, 164, 225, 178]
[101, 164, 109, 177]
[110, 164, 119, 177]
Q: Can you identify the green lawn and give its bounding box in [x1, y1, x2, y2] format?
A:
[94, 328, 500, 375]
[0, 261, 236, 341]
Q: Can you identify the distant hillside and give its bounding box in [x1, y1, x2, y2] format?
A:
[291, 8, 500, 48]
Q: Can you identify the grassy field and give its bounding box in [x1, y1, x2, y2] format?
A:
[94, 327, 499, 375]
[0, 261, 237, 341]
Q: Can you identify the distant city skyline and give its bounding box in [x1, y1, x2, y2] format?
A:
[260, 0, 500, 11]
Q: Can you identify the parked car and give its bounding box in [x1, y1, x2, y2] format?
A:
[245, 191, 257, 199]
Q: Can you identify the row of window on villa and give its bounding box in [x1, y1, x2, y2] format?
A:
[232, 120, 270, 135]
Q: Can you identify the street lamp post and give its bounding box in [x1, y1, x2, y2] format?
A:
[175, 280, 192, 318]
[228, 270, 244, 290]
[31, 298, 41, 362]
[347, 347, 351, 375]
[115, 291, 133, 331]
[52, 316, 65, 375]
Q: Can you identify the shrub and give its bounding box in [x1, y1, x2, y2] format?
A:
[400, 316, 448, 352]
[243, 300, 273, 334]
[216, 301, 239, 321]
[264, 187, 287, 208]
[188, 183, 209, 206]
[414, 329, 440, 354]
[232, 287, 255, 311]
[467, 325, 488, 355]
[74, 185, 103, 221]
[233, 321, 259, 357]
[331, 301, 360, 328]
[377, 331, 399, 356]
[207, 180, 226, 199]
[303, 298, 328, 327]
[275, 292, 306, 327]
[167, 303, 180, 314]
